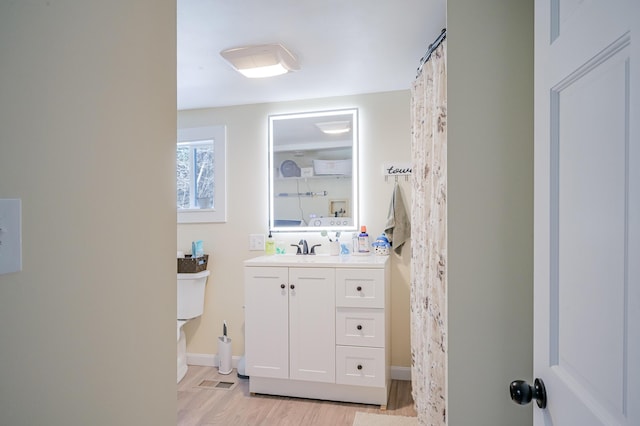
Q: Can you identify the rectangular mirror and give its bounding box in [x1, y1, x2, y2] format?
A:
[269, 109, 358, 232]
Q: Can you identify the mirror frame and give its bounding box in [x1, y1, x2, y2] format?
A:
[268, 108, 359, 233]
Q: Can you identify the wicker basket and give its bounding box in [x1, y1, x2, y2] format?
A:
[177, 254, 209, 273]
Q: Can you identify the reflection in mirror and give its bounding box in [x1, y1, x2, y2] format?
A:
[269, 109, 358, 232]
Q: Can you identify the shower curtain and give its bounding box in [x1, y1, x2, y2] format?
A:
[410, 40, 447, 426]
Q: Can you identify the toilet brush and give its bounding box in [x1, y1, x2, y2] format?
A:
[218, 320, 232, 374]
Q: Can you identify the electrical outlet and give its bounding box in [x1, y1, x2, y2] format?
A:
[249, 234, 265, 251]
[0, 199, 22, 275]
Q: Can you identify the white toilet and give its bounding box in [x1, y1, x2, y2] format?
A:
[177, 270, 210, 383]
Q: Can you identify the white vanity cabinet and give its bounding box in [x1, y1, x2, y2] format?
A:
[244, 266, 336, 383]
[244, 255, 390, 408]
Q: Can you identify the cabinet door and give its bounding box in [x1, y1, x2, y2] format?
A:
[244, 266, 289, 379]
[289, 267, 336, 383]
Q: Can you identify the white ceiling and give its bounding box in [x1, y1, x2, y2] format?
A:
[177, 0, 446, 110]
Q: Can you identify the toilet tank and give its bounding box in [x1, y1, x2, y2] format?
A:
[177, 270, 210, 320]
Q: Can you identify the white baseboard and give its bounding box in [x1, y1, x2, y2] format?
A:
[390, 366, 411, 381]
[187, 353, 411, 382]
[187, 352, 240, 369]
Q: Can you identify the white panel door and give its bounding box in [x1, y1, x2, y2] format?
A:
[534, 0, 639, 424]
[289, 267, 335, 383]
[244, 266, 289, 379]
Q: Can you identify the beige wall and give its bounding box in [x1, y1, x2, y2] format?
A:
[448, 0, 534, 424]
[0, 1, 534, 424]
[0, 2, 177, 425]
[178, 91, 414, 367]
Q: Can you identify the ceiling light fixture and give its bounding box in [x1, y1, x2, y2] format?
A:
[315, 120, 351, 135]
[220, 44, 299, 78]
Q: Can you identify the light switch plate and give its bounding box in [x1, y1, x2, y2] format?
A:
[249, 234, 265, 251]
[0, 199, 22, 275]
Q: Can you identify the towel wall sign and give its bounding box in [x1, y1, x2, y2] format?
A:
[383, 162, 412, 182]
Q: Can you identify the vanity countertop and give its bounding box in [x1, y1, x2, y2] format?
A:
[244, 254, 389, 269]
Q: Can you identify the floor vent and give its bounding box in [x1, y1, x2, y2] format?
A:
[198, 379, 236, 390]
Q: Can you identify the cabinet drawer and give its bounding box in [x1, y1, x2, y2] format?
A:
[335, 346, 385, 387]
[336, 269, 385, 308]
[336, 308, 384, 348]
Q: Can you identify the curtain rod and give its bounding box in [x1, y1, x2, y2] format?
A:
[416, 28, 447, 76]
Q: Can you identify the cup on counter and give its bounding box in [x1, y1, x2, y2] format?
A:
[329, 240, 340, 256]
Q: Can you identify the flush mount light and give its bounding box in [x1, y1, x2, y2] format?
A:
[315, 120, 351, 135]
[220, 44, 300, 78]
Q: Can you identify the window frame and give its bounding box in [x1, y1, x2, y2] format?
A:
[177, 125, 227, 223]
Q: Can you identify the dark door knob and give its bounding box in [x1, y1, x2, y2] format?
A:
[509, 378, 547, 409]
[290, 284, 295, 290]
[280, 284, 286, 289]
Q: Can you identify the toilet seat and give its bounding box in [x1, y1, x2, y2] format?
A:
[177, 320, 189, 383]
[177, 320, 187, 341]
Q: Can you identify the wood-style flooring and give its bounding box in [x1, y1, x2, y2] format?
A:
[178, 366, 416, 426]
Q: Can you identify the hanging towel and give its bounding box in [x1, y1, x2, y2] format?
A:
[384, 182, 411, 255]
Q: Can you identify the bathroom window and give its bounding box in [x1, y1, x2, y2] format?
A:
[177, 140, 213, 209]
[177, 126, 227, 223]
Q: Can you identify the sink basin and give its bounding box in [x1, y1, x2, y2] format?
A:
[244, 253, 389, 268]
[262, 254, 333, 263]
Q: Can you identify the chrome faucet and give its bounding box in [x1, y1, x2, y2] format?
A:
[290, 239, 321, 255]
[290, 240, 308, 255]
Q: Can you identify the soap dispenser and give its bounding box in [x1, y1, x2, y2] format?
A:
[265, 231, 276, 255]
[358, 226, 370, 253]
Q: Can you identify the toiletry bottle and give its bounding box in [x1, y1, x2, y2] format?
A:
[358, 225, 370, 253]
[265, 231, 276, 255]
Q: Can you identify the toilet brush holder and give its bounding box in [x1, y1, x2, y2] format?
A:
[217, 337, 233, 375]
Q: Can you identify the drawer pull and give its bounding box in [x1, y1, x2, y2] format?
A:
[356, 324, 363, 330]
[357, 364, 363, 370]
[356, 286, 362, 291]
